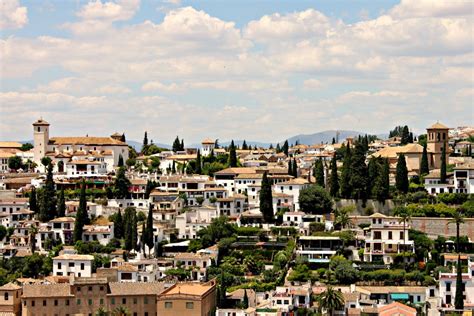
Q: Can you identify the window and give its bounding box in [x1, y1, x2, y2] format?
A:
[77, 299, 81, 305]
[100, 299, 104, 305]
[57, 262, 62, 269]
[54, 300, 58, 306]
[4, 293, 8, 301]
[144, 297, 148, 304]
[388, 231, 392, 240]
[122, 298, 126, 304]
[400, 231, 404, 239]
[43, 300, 47, 306]
[100, 286, 104, 291]
[446, 282, 451, 292]
[66, 299, 69, 306]
[186, 302, 194, 309]
[69, 262, 75, 268]
[87, 299, 92, 306]
[32, 300, 35, 307]
[111, 298, 115, 305]
[165, 302, 173, 309]
[88, 286, 92, 291]
[277, 300, 282, 304]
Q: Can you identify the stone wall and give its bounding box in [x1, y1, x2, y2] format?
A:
[335, 199, 397, 215]
[351, 216, 474, 240]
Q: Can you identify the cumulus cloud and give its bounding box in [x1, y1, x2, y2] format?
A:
[0, 0, 28, 29]
[77, 0, 140, 22]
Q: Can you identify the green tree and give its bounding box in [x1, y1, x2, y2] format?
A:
[142, 131, 148, 153]
[420, 143, 429, 175]
[282, 140, 289, 156]
[317, 286, 345, 316]
[228, 140, 238, 167]
[113, 209, 124, 239]
[396, 154, 409, 193]
[124, 207, 137, 251]
[449, 208, 465, 253]
[350, 142, 368, 200]
[114, 167, 130, 199]
[41, 156, 52, 167]
[195, 149, 202, 174]
[145, 204, 154, 256]
[315, 159, 325, 188]
[0, 225, 7, 241]
[172, 136, 181, 152]
[400, 125, 410, 145]
[29, 225, 38, 253]
[440, 145, 447, 183]
[373, 158, 390, 201]
[394, 206, 411, 253]
[292, 158, 298, 177]
[38, 163, 57, 221]
[329, 155, 339, 197]
[144, 180, 156, 199]
[29, 187, 38, 214]
[260, 172, 274, 223]
[242, 140, 248, 150]
[299, 185, 333, 214]
[57, 188, 66, 217]
[7, 156, 23, 170]
[455, 254, 464, 310]
[95, 307, 109, 316]
[20, 143, 34, 151]
[180, 139, 184, 151]
[117, 154, 124, 167]
[73, 180, 88, 243]
[287, 159, 292, 176]
[340, 144, 352, 198]
[242, 289, 249, 309]
[112, 305, 130, 316]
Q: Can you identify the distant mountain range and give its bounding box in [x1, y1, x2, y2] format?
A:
[20, 130, 388, 151]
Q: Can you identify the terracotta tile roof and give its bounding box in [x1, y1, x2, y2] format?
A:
[50, 217, 75, 223]
[0, 151, 18, 159]
[201, 138, 215, 144]
[214, 167, 257, 175]
[22, 283, 72, 298]
[428, 122, 449, 129]
[0, 282, 21, 290]
[108, 282, 165, 296]
[235, 173, 263, 179]
[32, 119, 49, 126]
[0, 142, 22, 149]
[159, 281, 215, 297]
[49, 136, 127, 146]
[116, 264, 138, 272]
[68, 160, 102, 165]
[53, 254, 94, 261]
[278, 178, 309, 185]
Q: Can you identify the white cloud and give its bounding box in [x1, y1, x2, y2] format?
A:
[77, 0, 140, 22]
[0, 0, 28, 29]
[389, 0, 473, 18]
[303, 79, 322, 90]
[141, 81, 181, 92]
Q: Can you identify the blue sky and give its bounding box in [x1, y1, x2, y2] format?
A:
[1, 0, 472, 144]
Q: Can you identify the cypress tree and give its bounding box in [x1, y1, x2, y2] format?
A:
[57, 188, 66, 217]
[332, 137, 336, 145]
[39, 163, 56, 221]
[120, 133, 126, 142]
[73, 180, 88, 243]
[401, 125, 410, 145]
[377, 158, 390, 201]
[367, 158, 379, 196]
[143, 131, 148, 147]
[124, 207, 137, 251]
[195, 150, 202, 174]
[287, 159, 292, 176]
[340, 145, 352, 198]
[315, 159, 325, 188]
[420, 143, 429, 175]
[141, 222, 147, 257]
[396, 154, 409, 193]
[172, 136, 181, 152]
[260, 172, 273, 223]
[171, 161, 176, 174]
[29, 187, 38, 214]
[350, 142, 368, 200]
[114, 167, 130, 199]
[292, 159, 298, 178]
[440, 145, 447, 183]
[180, 139, 185, 151]
[114, 209, 123, 239]
[454, 254, 464, 310]
[242, 140, 248, 150]
[276, 143, 281, 153]
[145, 180, 155, 199]
[132, 210, 138, 251]
[329, 156, 339, 197]
[282, 140, 289, 156]
[118, 154, 124, 167]
[242, 289, 249, 309]
[145, 204, 154, 256]
[228, 140, 238, 167]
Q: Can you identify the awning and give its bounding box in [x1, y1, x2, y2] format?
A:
[390, 293, 409, 300]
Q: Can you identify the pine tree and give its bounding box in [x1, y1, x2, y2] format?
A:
[340, 145, 352, 198]
[29, 187, 38, 214]
[400, 125, 410, 145]
[329, 155, 339, 197]
[420, 143, 429, 175]
[282, 140, 289, 156]
[455, 254, 464, 310]
[195, 150, 202, 174]
[440, 145, 447, 183]
[396, 154, 409, 193]
[73, 180, 88, 243]
[315, 159, 325, 188]
[114, 167, 130, 199]
[145, 204, 154, 256]
[118, 154, 124, 167]
[242, 140, 248, 150]
[259, 172, 273, 223]
[114, 209, 123, 239]
[228, 140, 238, 167]
[172, 136, 181, 152]
[57, 188, 66, 217]
[350, 142, 368, 199]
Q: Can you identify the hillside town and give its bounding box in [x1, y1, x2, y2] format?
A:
[0, 118, 472, 316]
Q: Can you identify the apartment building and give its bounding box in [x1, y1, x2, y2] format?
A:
[52, 254, 93, 277]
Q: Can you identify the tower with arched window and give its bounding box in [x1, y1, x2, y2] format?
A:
[426, 122, 449, 169]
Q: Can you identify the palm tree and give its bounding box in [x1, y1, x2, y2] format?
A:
[317, 286, 345, 316]
[449, 207, 465, 253]
[112, 306, 130, 316]
[335, 208, 352, 229]
[95, 307, 109, 316]
[28, 225, 38, 254]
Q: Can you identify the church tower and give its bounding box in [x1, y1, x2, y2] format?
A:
[33, 119, 50, 167]
[426, 122, 449, 169]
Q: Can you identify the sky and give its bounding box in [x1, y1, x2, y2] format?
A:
[0, 0, 473, 145]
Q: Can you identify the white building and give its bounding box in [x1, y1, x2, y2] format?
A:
[439, 259, 474, 309]
[53, 254, 93, 277]
[201, 138, 215, 157]
[66, 157, 107, 177]
[273, 178, 310, 211]
[296, 236, 343, 263]
[175, 206, 217, 239]
[453, 162, 474, 194]
[32, 118, 128, 173]
[363, 213, 415, 265]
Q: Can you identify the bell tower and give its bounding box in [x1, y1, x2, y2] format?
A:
[33, 118, 50, 166]
[426, 122, 449, 169]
